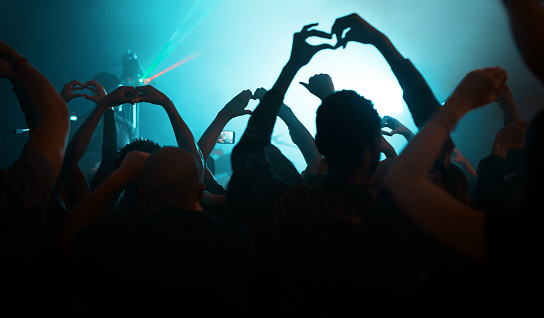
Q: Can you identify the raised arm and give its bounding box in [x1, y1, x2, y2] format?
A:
[332, 13, 440, 128]
[299, 73, 335, 101]
[381, 115, 415, 143]
[253, 87, 322, 175]
[62, 85, 133, 208]
[494, 84, 521, 126]
[1, 40, 70, 177]
[474, 119, 529, 211]
[238, 24, 333, 148]
[85, 80, 119, 191]
[502, 0, 544, 84]
[134, 85, 204, 179]
[5, 65, 40, 136]
[384, 67, 509, 263]
[57, 151, 149, 255]
[198, 90, 253, 161]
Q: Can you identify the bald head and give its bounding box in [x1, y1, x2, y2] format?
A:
[141, 147, 203, 209]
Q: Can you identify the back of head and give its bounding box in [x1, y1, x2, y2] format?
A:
[315, 90, 381, 171]
[141, 146, 202, 209]
[114, 138, 161, 170]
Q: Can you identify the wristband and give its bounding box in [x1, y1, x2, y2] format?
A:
[11, 57, 29, 72]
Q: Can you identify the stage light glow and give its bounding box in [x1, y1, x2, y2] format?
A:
[139, 0, 221, 82]
[143, 51, 201, 85]
[70, 115, 78, 121]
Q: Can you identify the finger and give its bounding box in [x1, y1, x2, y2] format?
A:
[68, 79, 84, 87]
[301, 23, 319, 32]
[380, 130, 393, 136]
[241, 110, 252, 115]
[85, 86, 97, 93]
[84, 79, 99, 89]
[71, 86, 88, 92]
[305, 30, 332, 39]
[134, 86, 148, 98]
[312, 44, 334, 53]
[333, 36, 348, 49]
[486, 67, 508, 85]
[241, 91, 252, 102]
[236, 90, 248, 98]
[331, 17, 349, 39]
[299, 82, 310, 90]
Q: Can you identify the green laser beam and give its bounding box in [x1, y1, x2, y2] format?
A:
[140, 0, 220, 80]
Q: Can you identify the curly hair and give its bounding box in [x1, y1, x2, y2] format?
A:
[113, 138, 162, 169]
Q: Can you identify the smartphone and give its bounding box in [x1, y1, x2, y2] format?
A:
[216, 130, 235, 144]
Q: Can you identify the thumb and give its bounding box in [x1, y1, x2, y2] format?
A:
[234, 110, 252, 117]
[299, 82, 310, 91]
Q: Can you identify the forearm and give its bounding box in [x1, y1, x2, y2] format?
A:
[400, 130, 415, 143]
[279, 107, 320, 167]
[12, 60, 67, 117]
[240, 63, 299, 147]
[384, 108, 485, 262]
[102, 109, 117, 166]
[13, 81, 40, 134]
[13, 60, 70, 176]
[502, 105, 521, 126]
[58, 169, 131, 253]
[374, 35, 440, 127]
[387, 109, 457, 181]
[197, 113, 230, 161]
[458, 160, 478, 180]
[162, 101, 204, 176]
[89, 109, 117, 191]
[65, 102, 108, 163]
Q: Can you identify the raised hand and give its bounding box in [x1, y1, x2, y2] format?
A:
[380, 135, 397, 158]
[494, 83, 514, 110]
[381, 116, 415, 141]
[288, 23, 334, 68]
[0, 59, 16, 82]
[82, 79, 107, 104]
[253, 87, 267, 100]
[102, 86, 137, 107]
[491, 119, 530, 158]
[0, 40, 22, 64]
[332, 13, 383, 49]
[218, 89, 253, 119]
[299, 73, 335, 100]
[60, 80, 86, 103]
[444, 67, 509, 117]
[117, 150, 149, 182]
[134, 85, 171, 106]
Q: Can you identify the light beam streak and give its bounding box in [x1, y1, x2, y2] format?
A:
[143, 51, 201, 84]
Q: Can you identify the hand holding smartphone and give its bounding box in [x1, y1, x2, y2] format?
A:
[216, 130, 235, 144]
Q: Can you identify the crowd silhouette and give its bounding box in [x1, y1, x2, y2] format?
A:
[1, 1, 544, 316]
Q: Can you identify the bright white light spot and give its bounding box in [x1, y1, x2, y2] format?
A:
[70, 115, 78, 121]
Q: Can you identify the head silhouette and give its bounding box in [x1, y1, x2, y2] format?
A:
[140, 146, 204, 211]
[315, 90, 381, 175]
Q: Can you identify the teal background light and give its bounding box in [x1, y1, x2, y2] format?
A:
[1, 0, 543, 181]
